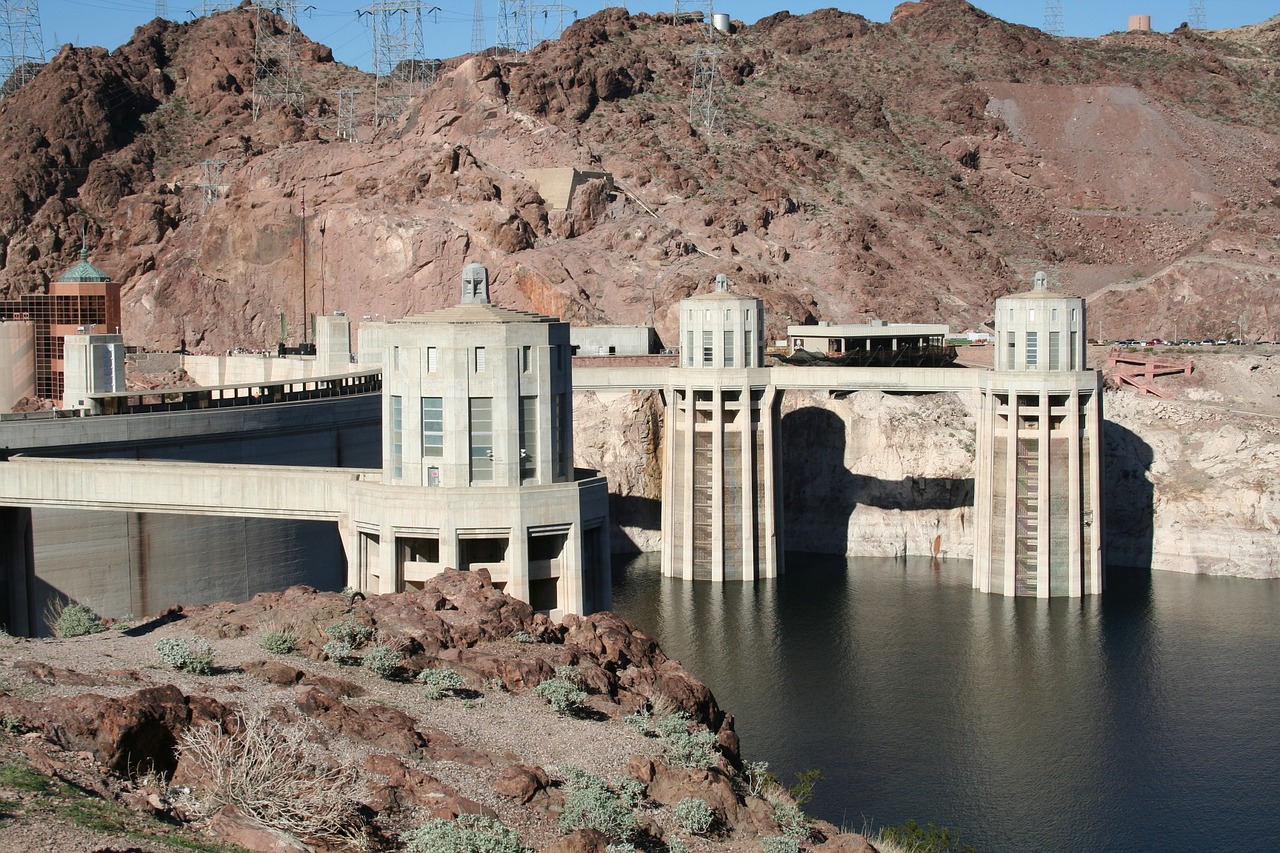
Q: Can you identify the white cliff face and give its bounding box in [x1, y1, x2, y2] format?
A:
[778, 390, 978, 561]
[575, 355, 1280, 580]
[1105, 390, 1280, 579]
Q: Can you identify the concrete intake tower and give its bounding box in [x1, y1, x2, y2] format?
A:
[972, 273, 1104, 596]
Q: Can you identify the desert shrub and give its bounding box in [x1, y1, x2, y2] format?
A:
[554, 664, 583, 685]
[666, 841, 689, 853]
[260, 629, 298, 655]
[773, 802, 809, 839]
[324, 617, 374, 648]
[558, 766, 642, 843]
[323, 639, 355, 664]
[155, 637, 214, 675]
[787, 768, 821, 806]
[655, 712, 718, 768]
[673, 797, 715, 836]
[402, 813, 528, 853]
[624, 709, 653, 737]
[759, 837, 801, 853]
[743, 760, 778, 798]
[361, 644, 401, 679]
[511, 630, 533, 643]
[50, 602, 106, 638]
[178, 713, 364, 847]
[417, 667, 466, 699]
[873, 819, 977, 853]
[534, 678, 588, 716]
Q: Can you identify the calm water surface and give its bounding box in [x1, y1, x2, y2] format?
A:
[611, 554, 1280, 853]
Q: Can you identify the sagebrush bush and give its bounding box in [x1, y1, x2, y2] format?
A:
[178, 713, 364, 846]
[51, 602, 106, 638]
[417, 667, 466, 700]
[402, 813, 528, 853]
[324, 617, 374, 649]
[772, 802, 809, 840]
[656, 712, 718, 768]
[624, 709, 653, 737]
[361, 644, 401, 679]
[323, 639, 355, 664]
[260, 629, 298, 655]
[554, 664, 583, 685]
[534, 678, 588, 716]
[759, 836, 801, 853]
[511, 630, 533, 643]
[558, 766, 642, 843]
[673, 797, 715, 836]
[155, 637, 214, 675]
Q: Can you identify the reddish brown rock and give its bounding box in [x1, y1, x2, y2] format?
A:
[545, 828, 610, 853]
[365, 753, 496, 818]
[493, 763, 551, 804]
[812, 833, 882, 852]
[208, 806, 311, 853]
[0, 684, 232, 778]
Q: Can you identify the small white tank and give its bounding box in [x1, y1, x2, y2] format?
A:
[712, 13, 732, 33]
[1127, 14, 1152, 31]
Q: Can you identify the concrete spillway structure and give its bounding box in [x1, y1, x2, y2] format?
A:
[661, 275, 783, 581]
[972, 273, 1104, 596]
[349, 264, 611, 617]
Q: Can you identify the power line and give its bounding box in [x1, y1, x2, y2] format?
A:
[1043, 0, 1064, 36]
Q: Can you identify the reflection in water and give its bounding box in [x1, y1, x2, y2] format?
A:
[612, 554, 1280, 853]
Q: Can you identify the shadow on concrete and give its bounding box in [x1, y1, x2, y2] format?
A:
[608, 493, 662, 555]
[1102, 419, 1155, 587]
[780, 406, 973, 557]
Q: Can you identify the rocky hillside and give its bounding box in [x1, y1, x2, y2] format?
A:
[0, 570, 876, 852]
[0, 0, 1277, 352]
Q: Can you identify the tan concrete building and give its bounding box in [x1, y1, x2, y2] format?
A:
[972, 272, 1104, 596]
[347, 264, 611, 617]
[662, 275, 782, 581]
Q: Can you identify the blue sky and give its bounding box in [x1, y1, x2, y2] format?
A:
[34, 0, 1280, 73]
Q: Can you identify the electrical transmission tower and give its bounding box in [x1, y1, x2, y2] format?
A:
[336, 87, 359, 141]
[156, 0, 168, 19]
[1188, 0, 1206, 28]
[689, 46, 725, 137]
[1043, 0, 1063, 36]
[497, 1, 574, 52]
[359, 1, 438, 128]
[471, 0, 484, 52]
[190, 1, 236, 16]
[0, 0, 45, 101]
[197, 159, 227, 211]
[252, 2, 305, 121]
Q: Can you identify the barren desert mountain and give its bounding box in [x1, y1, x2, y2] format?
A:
[0, 0, 1277, 351]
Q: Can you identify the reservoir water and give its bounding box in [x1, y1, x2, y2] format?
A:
[611, 553, 1280, 853]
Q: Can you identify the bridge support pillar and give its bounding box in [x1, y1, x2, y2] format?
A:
[0, 507, 34, 635]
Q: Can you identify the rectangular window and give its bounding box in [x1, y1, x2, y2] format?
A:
[392, 346, 400, 369]
[686, 331, 694, 367]
[1028, 308, 1036, 322]
[724, 330, 735, 368]
[1070, 331, 1078, 370]
[475, 346, 486, 372]
[702, 330, 713, 366]
[1049, 331, 1061, 370]
[745, 329, 753, 366]
[426, 466, 440, 487]
[1007, 334, 1016, 368]
[521, 345, 531, 373]
[390, 395, 403, 479]
[552, 393, 569, 477]
[421, 397, 443, 457]
[519, 395, 537, 480]
[1026, 331, 1039, 368]
[427, 347, 438, 373]
[469, 397, 493, 482]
